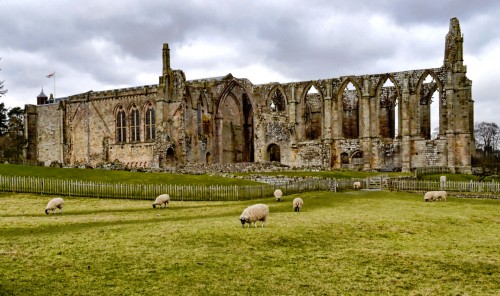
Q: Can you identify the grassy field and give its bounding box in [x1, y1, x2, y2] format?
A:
[1, 190, 498, 295]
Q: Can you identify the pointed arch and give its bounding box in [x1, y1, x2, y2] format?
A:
[337, 78, 362, 139]
[415, 70, 444, 139]
[215, 80, 254, 164]
[129, 104, 140, 142]
[266, 86, 287, 112]
[115, 105, 127, 143]
[375, 75, 401, 138]
[144, 102, 156, 141]
[300, 83, 323, 140]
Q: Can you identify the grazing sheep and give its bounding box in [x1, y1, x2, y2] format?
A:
[274, 189, 283, 202]
[240, 204, 269, 228]
[293, 197, 304, 212]
[152, 194, 170, 208]
[353, 181, 361, 190]
[45, 197, 64, 215]
[424, 191, 448, 202]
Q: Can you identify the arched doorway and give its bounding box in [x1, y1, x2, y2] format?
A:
[165, 147, 175, 166]
[206, 152, 212, 165]
[351, 151, 363, 167]
[268, 144, 281, 162]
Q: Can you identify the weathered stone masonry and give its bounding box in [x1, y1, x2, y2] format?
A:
[25, 18, 474, 173]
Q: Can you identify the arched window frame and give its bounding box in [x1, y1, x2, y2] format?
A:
[145, 103, 156, 141]
[116, 106, 127, 143]
[130, 105, 140, 142]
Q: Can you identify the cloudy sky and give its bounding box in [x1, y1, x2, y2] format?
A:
[1, 0, 499, 124]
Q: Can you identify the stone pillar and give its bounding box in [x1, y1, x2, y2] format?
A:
[361, 78, 371, 171]
[401, 76, 412, 172]
[324, 96, 332, 141]
[332, 85, 342, 140]
[331, 85, 342, 169]
[215, 113, 223, 163]
[289, 84, 297, 145]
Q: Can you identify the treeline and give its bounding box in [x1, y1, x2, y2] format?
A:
[0, 59, 24, 160]
[0, 103, 24, 160]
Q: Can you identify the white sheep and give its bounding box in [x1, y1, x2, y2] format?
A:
[239, 203, 269, 228]
[274, 189, 283, 202]
[424, 191, 448, 202]
[45, 197, 64, 214]
[152, 194, 170, 208]
[293, 197, 304, 212]
[353, 181, 361, 190]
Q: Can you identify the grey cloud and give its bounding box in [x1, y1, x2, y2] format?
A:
[0, 0, 499, 124]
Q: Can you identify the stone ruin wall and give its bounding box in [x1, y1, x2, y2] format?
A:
[25, 18, 473, 173]
[26, 65, 471, 172]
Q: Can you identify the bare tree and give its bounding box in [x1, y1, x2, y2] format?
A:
[0, 58, 7, 98]
[474, 121, 500, 155]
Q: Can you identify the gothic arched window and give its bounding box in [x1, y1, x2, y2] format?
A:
[145, 103, 156, 141]
[269, 89, 285, 112]
[130, 105, 140, 142]
[116, 106, 127, 143]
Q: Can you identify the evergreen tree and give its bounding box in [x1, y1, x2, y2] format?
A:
[5, 107, 24, 159]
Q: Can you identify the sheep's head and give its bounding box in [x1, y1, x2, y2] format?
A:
[152, 204, 157, 208]
[45, 209, 49, 215]
[240, 217, 247, 226]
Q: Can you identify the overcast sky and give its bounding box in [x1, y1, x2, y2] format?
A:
[1, 0, 499, 125]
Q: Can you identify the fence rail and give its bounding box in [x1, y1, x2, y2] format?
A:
[0, 175, 337, 201]
[2, 174, 498, 201]
[388, 179, 500, 194]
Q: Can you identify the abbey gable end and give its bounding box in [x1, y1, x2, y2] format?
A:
[24, 18, 474, 173]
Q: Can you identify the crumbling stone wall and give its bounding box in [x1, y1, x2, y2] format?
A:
[25, 18, 473, 174]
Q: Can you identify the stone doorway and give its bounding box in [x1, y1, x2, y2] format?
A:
[268, 144, 281, 162]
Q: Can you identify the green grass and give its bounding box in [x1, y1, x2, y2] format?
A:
[1, 191, 498, 295]
[0, 164, 260, 186]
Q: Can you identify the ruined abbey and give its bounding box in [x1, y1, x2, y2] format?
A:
[24, 18, 474, 173]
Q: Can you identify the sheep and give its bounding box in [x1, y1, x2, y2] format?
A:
[293, 197, 304, 212]
[239, 204, 269, 228]
[152, 194, 170, 208]
[424, 191, 448, 202]
[45, 197, 64, 215]
[353, 181, 361, 190]
[274, 189, 283, 202]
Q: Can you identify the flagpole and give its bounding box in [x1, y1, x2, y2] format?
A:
[46, 72, 56, 100]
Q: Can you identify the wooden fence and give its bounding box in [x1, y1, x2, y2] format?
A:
[388, 179, 500, 194]
[3, 174, 497, 201]
[414, 166, 451, 177]
[0, 175, 337, 201]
